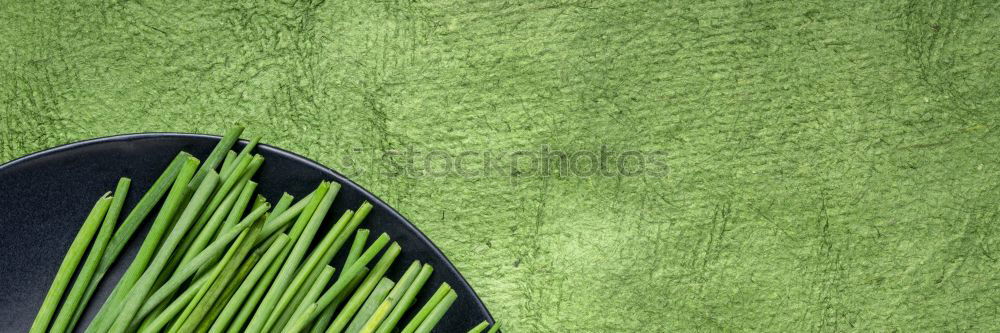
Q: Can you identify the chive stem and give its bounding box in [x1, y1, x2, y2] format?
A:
[140, 275, 208, 333]
[272, 209, 354, 330]
[220, 150, 237, 175]
[86, 156, 200, 333]
[189, 126, 243, 191]
[209, 233, 289, 333]
[326, 242, 402, 333]
[293, 234, 392, 331]
[260, 191, 317, 240]
[220, 135, 260, 181]
[346, 229, 369, 268]
[68, 153, 189, 330]
[107, 171, 222, 333]
[268, 208, 354, 331]
[225, 241, 292, 333]
[268, 193, 295, 223]
[50, 178, 129, 333]
[244, 182, 332, 333]
[354, 261, 421, 333]
[177, 215, 265, 332]
[29, 193, 113, 333]
[344, 277, 396, 333]
[399, 284, 452, 333]
[135, 211, 260, 320]
[358, 296, 397, 333]
[310, 267, 369, 333]
[195, 250, 261, 333]
[374, 263, 434, 333]
[412, 289, 458, 333]
[467, 321, 489, 333]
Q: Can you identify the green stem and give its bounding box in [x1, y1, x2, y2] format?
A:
[220, 150, 237, 175]
[325, 242, 402, 333]
[168, 228, 246, 333]
[220, 135, 260, 181]
[86, 156, 199, 333]
[294, 234, 391, 331]
[138, 176, 250, 329]
[168, 198, 269, 332]
[344, 277, 396, 333]
[184, 180, 256, 268]
[467, 321, 489, 333]
[195, 250, 262, 333]
[189, 126, 243, 191]
[261, 183, 342, 332]
[244, 182, 333, 333]
[50, 178, 129, 333]
[268, 208, 354, 331]
[310, 268, 369, 333]
[303, 266, 337, 306]
[283, 201, 372, 329]
[260, 191, 318, 240]
[150, 168, 252, 324]
[285, 304, 319, 333]
[353, 261, 421, 333]
[333, 203, 373, 268]
[68, 152, 189, 330]
[225, 242, 291, 333]
[180, 151, 254, 261]
[107, 171, 222, 333]
[135, 212, 260, 320]
[209, 233, 289, 333]
[268, 193, 295, 223]
[412, 289, 458, 333]
[220, 179, 259, 236]
[139, 274, 209, 333]
[399, 284, 453, 333]
[374, 263, 434, 333]
[29, 192, 113, 333]
[345, 229, 370, 268]
[177, 216, 265, 332]
[358, 296, 398, 333]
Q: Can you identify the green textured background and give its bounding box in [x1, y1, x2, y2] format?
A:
[2, 0, 1000, 331]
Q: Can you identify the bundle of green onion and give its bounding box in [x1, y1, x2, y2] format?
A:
[28, 127, 497, 333]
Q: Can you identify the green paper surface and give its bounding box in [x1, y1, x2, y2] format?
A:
[2, 1, 999, 331]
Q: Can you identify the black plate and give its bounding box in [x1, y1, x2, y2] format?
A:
[0, 133, 494, 332]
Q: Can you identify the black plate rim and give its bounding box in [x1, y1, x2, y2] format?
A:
[0, 132, 495, 326]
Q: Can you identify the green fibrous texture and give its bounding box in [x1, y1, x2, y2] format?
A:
[35, 128, 480, 333]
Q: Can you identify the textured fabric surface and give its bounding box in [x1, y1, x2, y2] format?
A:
[2, 0, 999, 331]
